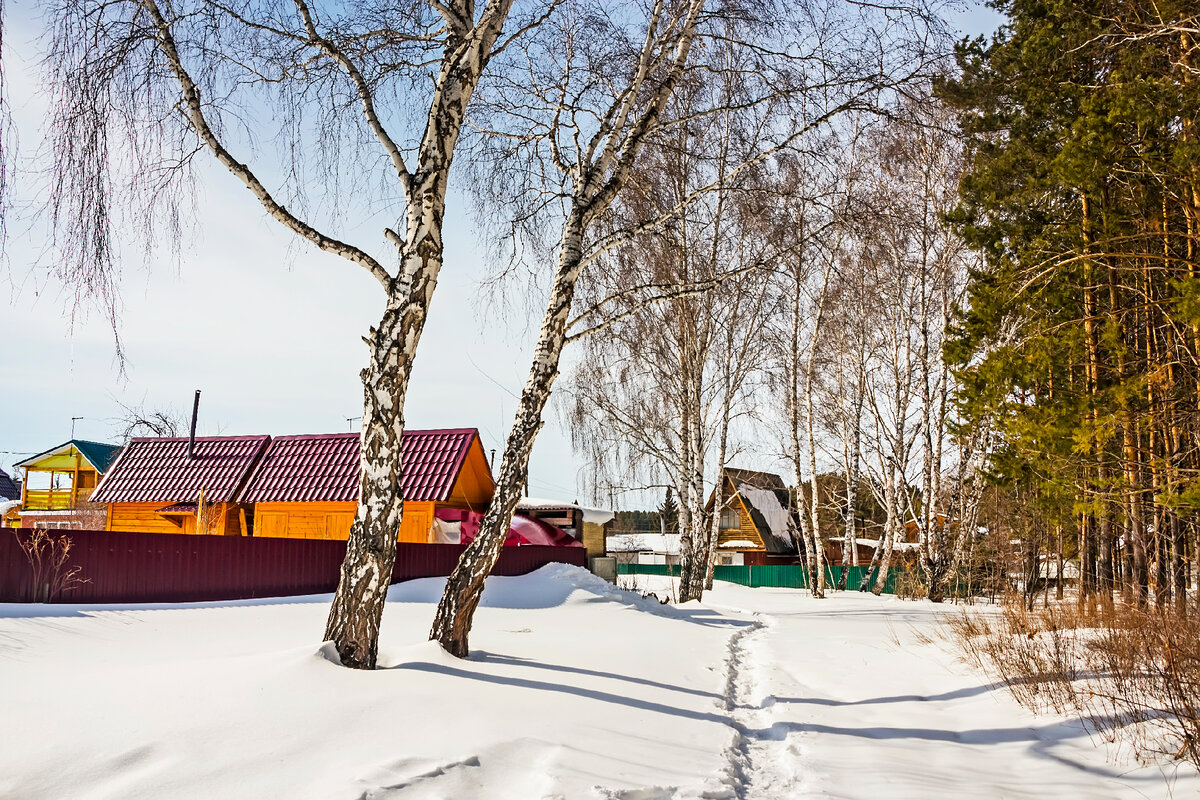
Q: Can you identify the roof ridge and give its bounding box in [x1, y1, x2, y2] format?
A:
[127, 434, 272, 442]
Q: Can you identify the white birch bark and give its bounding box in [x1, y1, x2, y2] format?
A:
[431, 0, 708, 655]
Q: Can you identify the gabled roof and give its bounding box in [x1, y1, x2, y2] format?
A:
[237, 428, 491, 504]
[724, 468, 798, 555]
[14, 440, 123, 473]
[90, 436, 271, 504]
[0, 468, 19, 501]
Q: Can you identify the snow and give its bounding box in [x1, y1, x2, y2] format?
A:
[718, 539, 759, 549]
[1, 567, 1195, 799]
[853, 537, 922, 552]
[517, 496, 615, 525]
[0, 499, 19, 515]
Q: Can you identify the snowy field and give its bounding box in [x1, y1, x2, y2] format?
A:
[0, 565, 1195, 799]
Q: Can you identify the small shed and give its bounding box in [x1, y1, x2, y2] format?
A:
[516, 497, 615, 558]
[705, 468, 801, 566]
[237, 428, 494, 542]
[91, 436, 270, 535]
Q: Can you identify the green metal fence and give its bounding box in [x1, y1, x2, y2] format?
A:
[615, 563, 904, 594]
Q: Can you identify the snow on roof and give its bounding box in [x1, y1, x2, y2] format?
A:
[738, 485, 792, 547]
[518, 496, 614, 525]
[606, 533, 680, 554]
[719, 539, 760, 549]
[0, 499, 20, 516]
[855, 538, 921, 552]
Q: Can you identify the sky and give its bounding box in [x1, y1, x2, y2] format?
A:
[0, 1, 1004, 509]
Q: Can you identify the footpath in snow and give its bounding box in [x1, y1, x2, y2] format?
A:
[681, 581, 1199, 800]
[0, 565, 1196, 799]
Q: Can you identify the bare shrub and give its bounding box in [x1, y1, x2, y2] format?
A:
[894, 567, 927, 600]
[71, 501, 108, 530]
[945, 600, 1200, 771]
[14, 529, 89, 602]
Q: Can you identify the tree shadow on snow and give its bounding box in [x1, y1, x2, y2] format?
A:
[391, 659, 735, 726]
[746, 717, 1172, 783]
[469, 650, 726, 702]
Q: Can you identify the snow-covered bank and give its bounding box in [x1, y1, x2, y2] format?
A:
[1, 567, 1195, 798]
[0, 566, 748, 800]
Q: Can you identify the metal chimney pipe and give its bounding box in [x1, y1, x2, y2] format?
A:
[188, 390, 201, 460]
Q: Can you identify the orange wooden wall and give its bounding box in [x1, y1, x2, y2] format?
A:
[252, 500, 436, 542]
[107, 502, 242, 536]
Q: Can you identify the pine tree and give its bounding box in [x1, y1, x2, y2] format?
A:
[659, 488, 681, 537]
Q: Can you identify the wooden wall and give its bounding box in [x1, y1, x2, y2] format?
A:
[107, 502, 243, 536]
[581, 520, 609, 559]
[717, 491, 765, 550]
[443, 438, 495, 511]
[252, 500, 435, 543]
[108, 500, 450, 543]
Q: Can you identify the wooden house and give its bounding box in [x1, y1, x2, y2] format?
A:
[238, 429, 494, 542]
[705, 468, 801, 566]
[12, 440, 122, 529]
[90, 436, 270, 535]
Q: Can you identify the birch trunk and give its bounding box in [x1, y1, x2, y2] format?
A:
[430, 209, 586, 657]
[322, 0, 514, 666]
[836, 386, 863, 591]
[872, 459, 901, 596]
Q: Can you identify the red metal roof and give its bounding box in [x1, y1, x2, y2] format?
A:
[90, 436, 271, 504]
[237, 428, 485, 504]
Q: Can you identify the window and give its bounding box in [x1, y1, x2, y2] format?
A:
[719, 509, 739, 530]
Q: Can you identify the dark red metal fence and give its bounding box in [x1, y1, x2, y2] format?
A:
[0, 528, 587, 604]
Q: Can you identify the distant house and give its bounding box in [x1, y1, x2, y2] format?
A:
[705, 468, 802, 566]
[91, 428, 496, 543]
[12, 440, 122, 529]
[606, 533, 681, 566]
[239, 429, 493, 542]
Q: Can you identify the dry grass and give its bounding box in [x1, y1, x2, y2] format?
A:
[14, 529, 89, 602]
[944, 597, 1200, 770]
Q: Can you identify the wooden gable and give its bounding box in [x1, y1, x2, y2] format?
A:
[443, 435, 495, 511]
[710, 474, 766, 551]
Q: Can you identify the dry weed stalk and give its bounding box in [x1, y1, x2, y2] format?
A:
[944, 598, 1200, 771]
[14, 529, 89, 602]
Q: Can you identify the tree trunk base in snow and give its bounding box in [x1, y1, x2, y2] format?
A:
[325, 532, 396, 670]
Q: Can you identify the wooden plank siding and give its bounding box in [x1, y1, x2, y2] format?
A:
[107, 501, 245, 536]
[442, 437, 494, 511]
[252, 500, 434, 542]
[715, 479, 766, 550]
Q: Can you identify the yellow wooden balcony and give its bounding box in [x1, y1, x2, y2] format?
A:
[22, 489, 91, 511]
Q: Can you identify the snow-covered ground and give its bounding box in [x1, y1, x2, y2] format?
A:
[0, 565, 1194, 799]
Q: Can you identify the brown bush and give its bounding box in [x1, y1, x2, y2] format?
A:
[14, 529, 89, 602]
[945, 599, 1200, 770]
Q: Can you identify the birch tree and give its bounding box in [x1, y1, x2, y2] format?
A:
[44, 0, 540, 668]
[429, 0, 711, 656]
